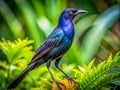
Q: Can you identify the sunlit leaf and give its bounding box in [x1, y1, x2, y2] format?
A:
[80, 4, 120, 64]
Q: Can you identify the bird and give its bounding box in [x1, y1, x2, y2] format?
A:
[7, 8, 87, 89]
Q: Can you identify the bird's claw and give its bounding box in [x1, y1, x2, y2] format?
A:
[63, 75, 79, 86]
[54, 81, 66, 90]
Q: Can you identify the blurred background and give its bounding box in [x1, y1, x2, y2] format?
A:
[0, 0, 120, 89]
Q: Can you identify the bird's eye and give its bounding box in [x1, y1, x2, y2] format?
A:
[69, 11, 73, 15]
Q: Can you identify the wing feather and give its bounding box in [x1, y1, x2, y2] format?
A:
[29, 29, 64, 64]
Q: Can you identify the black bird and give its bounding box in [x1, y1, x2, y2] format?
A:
[7, 8, 87, 89]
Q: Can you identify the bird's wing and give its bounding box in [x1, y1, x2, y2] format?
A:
[29, 29, 64, 64]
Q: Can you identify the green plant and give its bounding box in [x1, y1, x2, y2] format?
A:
[0, 39, 120, 90]
[79, 4, 120, 64]
[74, 52, 120, 90]
[0, 38, 34, 89]
[0, 39, 75, 89]
[0, 0, 68, 49]
[35, 52, 120, 90]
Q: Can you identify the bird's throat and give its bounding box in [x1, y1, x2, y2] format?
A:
[63, 21, 74, 39]
[58, 18, 74, 39]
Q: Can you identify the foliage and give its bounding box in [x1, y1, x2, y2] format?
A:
[0, 0, 120, 65]
[0, 0, 67, 49]
[0, 38, 76, 90]
[76, 53, 120, 90]
[0, 38, 120, 89]
[0, 39, 34, 89]
[38, 52, 120, 90]
[80, 4, 120, 64]
[0, 38, 33, 63]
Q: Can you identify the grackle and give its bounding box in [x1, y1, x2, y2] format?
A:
[7, 8, 87, 89]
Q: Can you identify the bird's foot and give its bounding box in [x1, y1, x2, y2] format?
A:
[54, 80, 66, 90]
[50, 80, 66, 90]
[63, 75, 79, 86]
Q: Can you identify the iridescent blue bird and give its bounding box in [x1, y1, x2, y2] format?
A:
[7, 8, 87, 89]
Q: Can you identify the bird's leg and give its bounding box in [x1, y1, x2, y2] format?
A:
[55, 58, 79, 85]
[46, 59, 65, 90]
[46, 59, 55, 81]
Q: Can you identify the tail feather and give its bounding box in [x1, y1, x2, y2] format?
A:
[7, 60, 44, 89]
[7, 66, 31, 89]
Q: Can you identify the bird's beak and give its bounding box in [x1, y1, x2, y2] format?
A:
[75, 10, 88, 15]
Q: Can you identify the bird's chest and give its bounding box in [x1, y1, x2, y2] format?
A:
[57, 37, 73, 55]
[63, 24, 74, 39]
[55, 37, 73, 59]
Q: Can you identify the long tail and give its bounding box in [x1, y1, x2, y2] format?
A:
[7, 66, 30, 89]
[7, 60, 44, 89]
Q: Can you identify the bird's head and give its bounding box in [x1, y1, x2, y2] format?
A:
[58, 8, 87, 26]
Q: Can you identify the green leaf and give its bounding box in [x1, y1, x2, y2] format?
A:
[14, 0, 45, 49]
[0, 0, 23, 39]
[74, 14, 98, 42]
[87, 59, 95, 71]
[0, 38, 34, 63]
[80, 4, 120, 64]
[79, 52, 120, 90]
[94, 73, 120, 90]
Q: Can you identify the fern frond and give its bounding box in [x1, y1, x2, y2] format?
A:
[94, 73, 120, 90]
[79, 52, 120, 90]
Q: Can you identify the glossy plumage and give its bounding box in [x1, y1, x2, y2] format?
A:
[7, 8, 87, 89]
